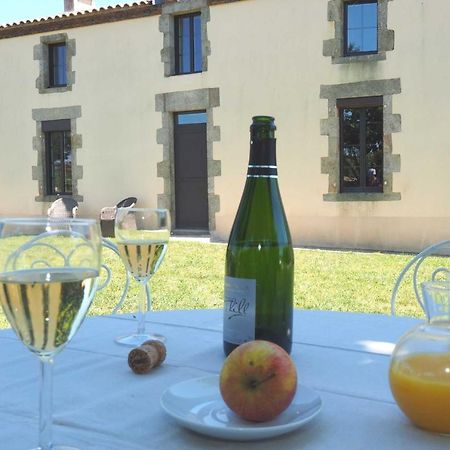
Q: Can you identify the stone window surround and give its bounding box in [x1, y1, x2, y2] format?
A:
[155, 88, 220, 231]
[160, 0, 211, 77]
[320, 78, 401, 202]
[323, 0, 394, 64]
[32, 106, 83, 202]
[34, 33, 76, 93]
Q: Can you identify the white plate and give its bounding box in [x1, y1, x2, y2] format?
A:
[160, 375, 322, 441]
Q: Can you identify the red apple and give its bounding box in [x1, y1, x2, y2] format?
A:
[219, 340, 297, 422]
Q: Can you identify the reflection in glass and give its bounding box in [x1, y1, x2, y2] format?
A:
[347, 29, 363, 53]
[176, 13, 202, 74]
[340, 103, 383, 191]
[193, 14, 202, 72]
[343, 146, 361, 188]
[366, 106, 383, 123]
[342, 108, 361, 145]
[346, 2, 378, 54]
[49, 43, 67, 87]
[180, 17, 191, 73]
[46, 130, 72, 195]
[177, 112, 207, 125]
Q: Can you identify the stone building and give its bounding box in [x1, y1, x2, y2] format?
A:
[0, 0, 449, 251]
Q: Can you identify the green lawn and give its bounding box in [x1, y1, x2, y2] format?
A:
[0, 240, 445, 329]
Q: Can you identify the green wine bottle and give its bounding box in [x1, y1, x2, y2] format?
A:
[223, 116, 294, 356]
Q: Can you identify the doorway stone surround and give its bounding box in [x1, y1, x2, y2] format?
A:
[155, 87, 220, 231]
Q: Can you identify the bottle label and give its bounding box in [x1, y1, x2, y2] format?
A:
[223, 276, 256, 345]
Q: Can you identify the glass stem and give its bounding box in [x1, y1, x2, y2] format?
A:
[136, 281, 149, 335]
[146, 282, 152, 313]
[39, 358, 54, 450]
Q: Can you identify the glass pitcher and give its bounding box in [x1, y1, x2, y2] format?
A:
[389, 280, 450, 434]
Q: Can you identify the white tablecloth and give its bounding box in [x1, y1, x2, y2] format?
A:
[0, 309, 449, 450]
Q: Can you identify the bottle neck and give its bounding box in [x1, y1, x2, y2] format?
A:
[247, 138, 278, 179]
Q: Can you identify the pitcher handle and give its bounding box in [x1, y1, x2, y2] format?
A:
[390, 238, 450, 316]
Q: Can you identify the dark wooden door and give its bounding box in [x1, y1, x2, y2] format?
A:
[174, 112, 208, 230]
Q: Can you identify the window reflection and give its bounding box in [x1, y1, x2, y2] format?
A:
[177, 112, 208, 125]
[175, 13, 202, 74]
[346, 1, 378, 55]
[193, 14, 202, 72]
[45, 128, 72, 195]
[49, 43, 67, 87]
[340, 102, 383, 192]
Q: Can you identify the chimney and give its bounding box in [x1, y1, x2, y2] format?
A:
[64, 0, 96, 13]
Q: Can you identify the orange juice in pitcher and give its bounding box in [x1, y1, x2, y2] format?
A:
[389, 281, 450, 434]
[390, 353, 450, 433]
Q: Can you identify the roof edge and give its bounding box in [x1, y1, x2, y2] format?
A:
[0, 0, 244, 40]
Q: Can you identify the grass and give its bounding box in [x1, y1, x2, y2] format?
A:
[1, 240, 447, 329]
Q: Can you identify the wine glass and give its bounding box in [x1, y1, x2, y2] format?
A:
[0, 217, 101, 450]
[114, 208, 170, 346]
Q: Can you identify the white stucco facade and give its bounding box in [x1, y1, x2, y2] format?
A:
[0, 0, 449, 251]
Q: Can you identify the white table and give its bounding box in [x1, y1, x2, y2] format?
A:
[0, 309, 449, 450]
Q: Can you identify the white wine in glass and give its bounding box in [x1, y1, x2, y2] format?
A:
[114, 208, 170, 346]
[0, 217, 101, 450]
[0, 268, 97, 357]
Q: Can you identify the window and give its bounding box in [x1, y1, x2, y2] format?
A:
[175, 13, 202, 74]
[32, 106, 82, 202]
[323, 0, 392, 64]
[176, 111, 207, 125]
[344, 1, 378, 55]
[321, 79, 400, 201]
[48, 43, 67, 87]
[35, 33, 75, 93]
[160, 0, 210, 77]
[338, 97, 383, 193]
[43, 120, 72, 196]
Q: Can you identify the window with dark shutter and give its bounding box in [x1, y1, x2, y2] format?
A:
[43, 120, 72, 195]
[338, 97, 383, 193]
